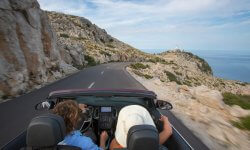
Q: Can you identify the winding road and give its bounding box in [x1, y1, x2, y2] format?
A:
[0, 63, 209, 149]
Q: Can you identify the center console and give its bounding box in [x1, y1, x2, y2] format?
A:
[97, 107, 117, 130]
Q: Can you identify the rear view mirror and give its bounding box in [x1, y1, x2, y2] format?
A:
[156, 100, 173, 110]
[35, 101, 55, 111]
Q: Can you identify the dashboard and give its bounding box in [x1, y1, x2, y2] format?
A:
[86, 106, 118, 131]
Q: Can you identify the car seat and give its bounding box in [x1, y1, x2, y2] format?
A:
[127, 125, 159, 150]
[22, 113, 80, 150]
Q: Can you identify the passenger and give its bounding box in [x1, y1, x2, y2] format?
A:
[110, 105, 172, 150]
[52, 100, 108, 150]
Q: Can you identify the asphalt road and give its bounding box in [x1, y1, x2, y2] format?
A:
[0, 62, 209, 149]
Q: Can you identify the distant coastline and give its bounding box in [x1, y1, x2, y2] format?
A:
[142, 49, 250, 83]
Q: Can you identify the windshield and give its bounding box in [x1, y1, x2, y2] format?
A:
[75, 96, 153, 108]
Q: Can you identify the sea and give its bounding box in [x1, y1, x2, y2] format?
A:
[143, 49, 250, 83]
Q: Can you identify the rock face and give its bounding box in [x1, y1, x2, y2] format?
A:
[0, 0, 67, 99]
[0, 0, 149, 101]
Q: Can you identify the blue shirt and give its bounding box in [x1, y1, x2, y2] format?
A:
[58, 130, 103, 150]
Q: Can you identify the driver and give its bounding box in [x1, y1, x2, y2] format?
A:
[109, 105, 172, 150]
[52, 100, 109, 150]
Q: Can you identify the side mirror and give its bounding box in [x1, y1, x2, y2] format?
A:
[35, 101, 55, 111]
[156, 100, 173, 110]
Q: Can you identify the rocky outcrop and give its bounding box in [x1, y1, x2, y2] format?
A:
[131, 51, 250, 95]
[0, 0, 150, 102]
[0, 0, 70, 100]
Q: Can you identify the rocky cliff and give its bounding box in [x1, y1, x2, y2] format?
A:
[0, 0, 149, 101]
[0, 0, 65, 100]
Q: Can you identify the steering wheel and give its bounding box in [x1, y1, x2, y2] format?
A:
[79, 106, 93, 133]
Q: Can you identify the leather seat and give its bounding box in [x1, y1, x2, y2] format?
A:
[23, 113, 80, 150]
[127, 125, 159, 150]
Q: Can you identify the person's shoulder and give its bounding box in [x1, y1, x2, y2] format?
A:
[72, 131, 100, 149]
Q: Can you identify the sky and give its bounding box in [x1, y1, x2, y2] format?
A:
[38, 0, 250, 53]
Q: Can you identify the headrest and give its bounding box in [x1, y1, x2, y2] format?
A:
[127, 125, 159, 150]
[26, 113, 66, 147]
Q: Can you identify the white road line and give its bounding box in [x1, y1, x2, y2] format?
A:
[171, 125, 194, 150]
[101, 71, 104, 75]
[88, 82, 95, 89]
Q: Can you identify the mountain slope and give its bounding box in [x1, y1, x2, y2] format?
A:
[47, 11, 150, 68]
[0, 0, 150, 102]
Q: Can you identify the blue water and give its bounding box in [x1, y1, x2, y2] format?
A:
[143, 49, 250, 83]
[187, 50, 250, 83]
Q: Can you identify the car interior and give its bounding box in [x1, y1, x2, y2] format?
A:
[2, 90, 193, 150]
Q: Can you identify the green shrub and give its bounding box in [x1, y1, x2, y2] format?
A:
[60, 33, 69, 38]
[100, 38, 105, 43]
[100, 50, 111, 57]
[148, 58, 157, 63]
[231, 116, 250, 131]
[133, 70, 153, 79]
[222, 92, 250, 109]
[236, 82, 248, 86]
[164, 71, 181, 85]
[148, 57, 168, 64]
[107, 44, 115, 48]
[184, 52, 213, 75]
[2, 94, 8, 99]
[108, 60, 119, 63]
[130, 63, 150, 70]
[183, 80, 192, 86]
[144, 74, 153, 79]
[84, 55, 98, 66]
[174, 71, 182, 76]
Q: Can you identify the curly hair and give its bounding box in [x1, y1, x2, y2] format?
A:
[52, 100, 81, 134]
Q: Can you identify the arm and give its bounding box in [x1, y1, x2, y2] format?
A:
[100, 131, 109, 149]
[109, 138, 122, 150]
[159, 115, 173, 145]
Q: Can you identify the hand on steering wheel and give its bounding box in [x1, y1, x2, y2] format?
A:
[79, 105, 93, 133]
[79, 104, 88, 112]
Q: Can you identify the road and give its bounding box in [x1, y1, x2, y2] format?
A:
[0, 63, 209, 149]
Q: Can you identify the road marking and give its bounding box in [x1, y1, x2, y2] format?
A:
[171, 125, 194, 150]
[88, 82, 95, 89]
[107, 66, 110, 69]
[101, 71, 104, 75]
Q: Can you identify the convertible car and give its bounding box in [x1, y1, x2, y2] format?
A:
[2, 89, 193, 150]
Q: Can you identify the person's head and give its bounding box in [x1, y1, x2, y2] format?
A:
[115, 105, 155, 147]
[52, 100, 81, 134]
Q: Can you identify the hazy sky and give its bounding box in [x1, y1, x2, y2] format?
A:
[38, 0, 250, 53]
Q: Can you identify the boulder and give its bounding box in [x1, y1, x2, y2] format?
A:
[59, 61, 78, 74]
[191, 85, 225, 110]
[228, 105, 250, 117]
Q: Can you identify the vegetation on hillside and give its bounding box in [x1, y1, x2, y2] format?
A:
[84, 55, 99, 66]
[133, 70, 153, 79]
[148, 57, 166, 64]
[184, 52, 213, 75]
[60, 33, 69, 38]
[164, 71, 181, 85]
[100, 50, 111, 57]
[130, 63, 150, 70]
[232, 116, 250, 131]
[222, 92, 250, 109]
